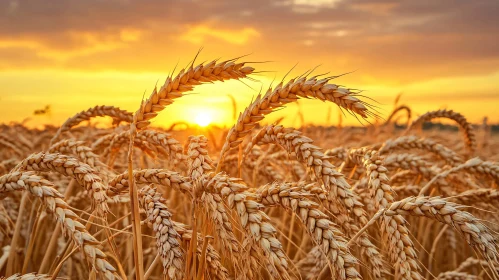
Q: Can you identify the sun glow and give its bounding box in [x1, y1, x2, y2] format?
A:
[194, 111, 213, 127]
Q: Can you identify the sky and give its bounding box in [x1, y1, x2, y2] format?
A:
[1, 0, 498, 128]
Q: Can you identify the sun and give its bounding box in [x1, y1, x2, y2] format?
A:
[194, 111, 212, 127]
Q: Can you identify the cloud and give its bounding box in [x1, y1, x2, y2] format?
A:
[0, 0, 497, 84]
[180, 24, 260, 45]
[0, 28, 142, 61]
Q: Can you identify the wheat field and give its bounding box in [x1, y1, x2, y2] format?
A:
[0, 58, 498, 280]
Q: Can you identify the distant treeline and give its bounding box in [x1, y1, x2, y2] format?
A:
[393, 122, 499, 133]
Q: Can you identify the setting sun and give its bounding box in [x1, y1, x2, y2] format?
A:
[194, 111, 212, 127]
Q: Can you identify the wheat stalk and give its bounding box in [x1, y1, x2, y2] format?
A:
[172, 221, 230, 280]
[48, 139, 103, 169]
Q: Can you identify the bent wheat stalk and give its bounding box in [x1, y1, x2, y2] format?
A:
[133, 59, 254, 130]
[384, 104, 411, 126]
[378, 136, 463, 166]
[217, 75, 376, 170]
[51, 105, 133, 145]
[353, 196, 499, 277]
[406, 109, 476, 153]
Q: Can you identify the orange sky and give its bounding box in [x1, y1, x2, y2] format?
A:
[1, 0, 498, 128]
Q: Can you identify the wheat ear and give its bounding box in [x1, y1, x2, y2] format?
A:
[324, 147, 348, 162]
[134, 59, 254, 130]
[187, 135, 215, 180]
[200, 172, 291, 279]
[107, 169, 192, 197]
[0, 273, 51, 280]
[346, 148, 422, 280]
[98, 130, 185, 164]
[454, 257, 490, 272]
[0, 135, 26, 156]
[452, 188, 499, 206]
[48, 139, 104, 169]
[419, 157, 496, 195]
[0, 172, 119, 279]
[100, 132, 162, 160]
[379, 136, 463, 166]
[138, 185, 184, 279]
[217, 75, 376, 169]
[0, 134, 30, 153]
[50, 105, 133, 145]
[384, 197, 499, 269]
[255, 182, 361, 280]
[390, 170, 418, 186]
[186, 136, 241, 257]
[460, 158, 499, 184]
[13, 153, 110, 214]
[383, 153, 442, 180]
[436, 271, 477, 280]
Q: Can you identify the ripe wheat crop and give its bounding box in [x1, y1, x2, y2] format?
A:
[0, 56, 498, 280]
